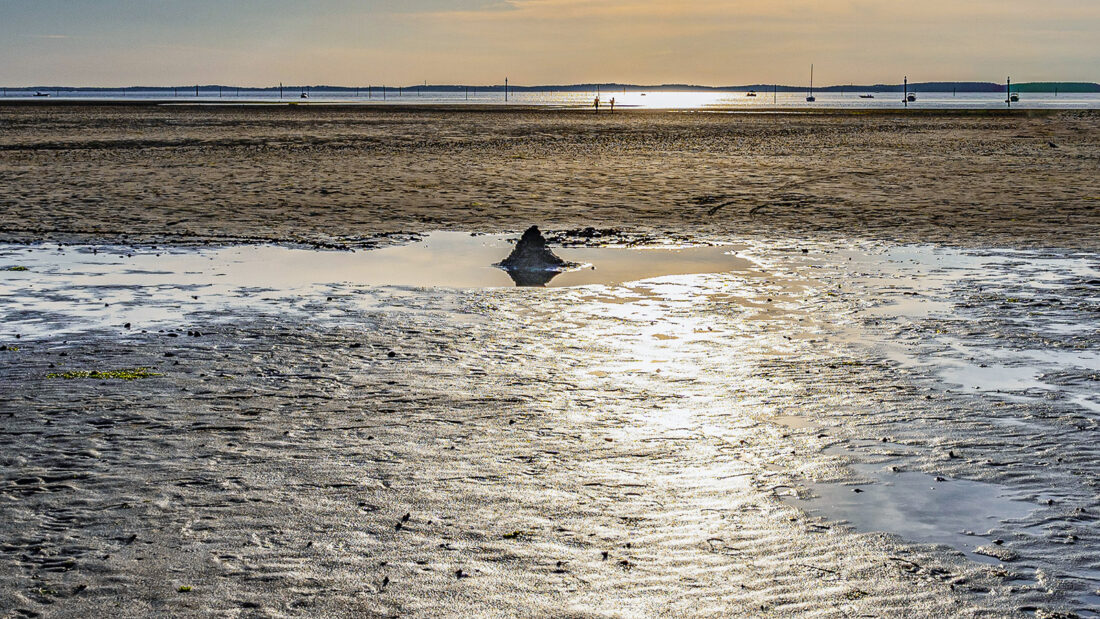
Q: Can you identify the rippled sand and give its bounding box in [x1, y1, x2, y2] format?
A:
[0, 107, 1098, 618]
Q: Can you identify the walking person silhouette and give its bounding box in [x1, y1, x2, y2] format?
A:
[594, 95, 600, 113]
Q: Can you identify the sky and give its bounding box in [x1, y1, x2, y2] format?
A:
[1, 0, 1098, 87]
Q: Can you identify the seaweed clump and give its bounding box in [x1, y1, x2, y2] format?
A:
[47, 368, 162, 380]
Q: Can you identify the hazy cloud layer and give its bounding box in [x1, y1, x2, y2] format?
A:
[1, 0, 1096, 85]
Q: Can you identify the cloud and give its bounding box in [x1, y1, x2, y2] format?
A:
[422, 0, 1100, 26]
[379, 0, 1100, 84]
[1, 0, 1097, 85]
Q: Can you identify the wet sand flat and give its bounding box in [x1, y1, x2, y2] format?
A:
[0, 105, 1098, 248]
[3, 241, 1097, 617]
[1, 106, 1099, 618]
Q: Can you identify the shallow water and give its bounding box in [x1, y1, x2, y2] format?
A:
[787, 461, 1038, 563]
[0, 233, 751, 338]
[849, 246, 1099, 413]
[0, 232, 746, 287]
[6, 89, 1100, 110]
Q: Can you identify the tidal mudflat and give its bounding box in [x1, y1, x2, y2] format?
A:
[2, 235, 1097, 617]
[1, 106, 1098, 617]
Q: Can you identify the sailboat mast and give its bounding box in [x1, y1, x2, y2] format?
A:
[810, 64, 814, 98]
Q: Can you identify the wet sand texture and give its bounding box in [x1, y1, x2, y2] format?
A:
[2, 243, 1098, 616]
[2, 106, 1099, 618]
[0, 106, 1098, 248]
[0, 310, 1056, 617]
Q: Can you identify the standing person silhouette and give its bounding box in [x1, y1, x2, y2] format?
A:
[594, 95, 600, 113]
[609, 97, 615, 114]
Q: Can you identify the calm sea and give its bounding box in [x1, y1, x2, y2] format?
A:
[4, 89, 1098, 110]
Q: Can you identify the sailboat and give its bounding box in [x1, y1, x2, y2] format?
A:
[806, 65, 816, 102]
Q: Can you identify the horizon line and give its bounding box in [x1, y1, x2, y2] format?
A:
[4, 80, 1100, 92]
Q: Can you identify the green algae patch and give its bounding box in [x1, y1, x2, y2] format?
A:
[845, 589, 869, 601]
[47, 368, 162, 381]
[2, 266, 29, 272]
[177, 585, 193, 593]
[0, 345, 18, 352]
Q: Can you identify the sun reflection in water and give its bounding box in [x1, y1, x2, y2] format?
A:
[555, 269, 816, 433]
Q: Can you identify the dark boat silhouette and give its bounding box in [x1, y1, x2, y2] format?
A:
[806, 65, 816, 102]
[1005, 78, 1019, 105]
[859, 94, 875, 99]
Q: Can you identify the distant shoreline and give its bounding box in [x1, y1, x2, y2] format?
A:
[0, 99, 1083, 116]
[4, 81, 1099, 93]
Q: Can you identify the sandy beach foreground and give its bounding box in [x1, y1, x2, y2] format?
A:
[1, 106, 1098, 618]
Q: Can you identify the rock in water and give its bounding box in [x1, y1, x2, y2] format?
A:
[499, 226, 568, 271]
[497, 226, 575, 287]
